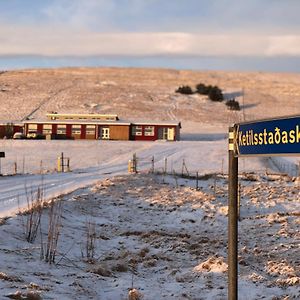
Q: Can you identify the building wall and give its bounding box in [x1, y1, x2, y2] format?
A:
[22, 122, 180, 141]
[0, 125, 6, 138]
[109, 125, 130, 140]
[130, 125, 179, 141]
[0, 124, 23, 138]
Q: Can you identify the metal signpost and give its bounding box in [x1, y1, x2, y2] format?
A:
[228, 115, 300, 300]
[0, 152, 5, 176]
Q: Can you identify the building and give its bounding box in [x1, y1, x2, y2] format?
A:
[4, 113, 181, 141]
[24, 119, 131, 140]
[130, 122, 180, 141]
[0, 121, 24, 138]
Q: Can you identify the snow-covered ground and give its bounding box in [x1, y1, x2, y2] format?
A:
[0, 173, 299, 299]
[1, 138, 294, 218]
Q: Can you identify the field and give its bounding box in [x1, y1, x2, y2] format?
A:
[0, 67, 299, 299]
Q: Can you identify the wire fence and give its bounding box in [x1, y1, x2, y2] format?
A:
[129, 153, 300, 180]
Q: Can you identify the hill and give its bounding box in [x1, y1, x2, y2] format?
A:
[1, 67, 300, 134]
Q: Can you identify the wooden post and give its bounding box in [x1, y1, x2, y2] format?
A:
[173, 170, 178, 188]
[61, 152, 64, 173]
[57, 156, 61, 172]
[151, 156, 154, 173]
[67, 158, 70, 172]
[14, 162, 17, 175]
[164, 157, 167, 175]
[214, 174, 217, 196]
[228, 126, 238, 300]
[133, 153, 137, 173]
[22, 156, 25, 174]
[221, 158, 224, 175]
[196, 171, 199, 190]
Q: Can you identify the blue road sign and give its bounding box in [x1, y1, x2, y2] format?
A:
[234, 115, 300, 156]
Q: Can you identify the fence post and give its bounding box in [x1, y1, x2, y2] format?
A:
[133, 153, 137, 173]
[61, 152, 64, 173]
[22, 156, 25, 174]
[214, 174, 217, 196]
[57, 156, 61, 172]
[14, 162, 17, 175]
[151, 156, 154, 173]
[164, 157, 167, 175]
[238, 183, 241, 221]
[173, 170, 178, 188]
[196, 171, 199, 190]
[67, 158, 70, 172]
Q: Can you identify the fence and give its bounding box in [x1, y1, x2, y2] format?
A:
[128, 153, 300, 181]
[0, 152, 71, 176]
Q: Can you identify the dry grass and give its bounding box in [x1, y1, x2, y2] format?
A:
[40, 199, 62, 264]
[128, 288, 143, 300]
[5, 291, 42, 300]
[81, 220, 97, 262]
[22, 185, 44, 243]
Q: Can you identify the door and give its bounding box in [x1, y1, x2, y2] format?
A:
[101, 127, 110, 139]
[167, 128, 174, 140]
[158, 128, 169, 140]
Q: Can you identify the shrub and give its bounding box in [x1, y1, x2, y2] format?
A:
[208, 86, 224, 102]
[196, 83, 210, 95]
[226, 99, 240, 110]
[175, 85, 194, 95]
[196, 83, 224, 101]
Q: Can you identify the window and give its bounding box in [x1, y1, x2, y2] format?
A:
[28, 124, 37, 131]
[72, 125, 81, 134]
[57, 125, 66, 135]
[132, 126, 142, 136]
[43, 124, 52, 134]
[162, 128, 168, 140]
[86, 125, 95, 135]
[144, 126, 154, 136]
[101, 127, 110, 139]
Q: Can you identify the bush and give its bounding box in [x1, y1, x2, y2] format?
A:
[175, 85, 194, 95]
[226, 99, 240, 110]
[196, 83, 223, 101]
[196, 83, 210, 95]
[208, 86, 224, 102]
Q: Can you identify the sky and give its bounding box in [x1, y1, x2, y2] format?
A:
[1, 0, 300, 72]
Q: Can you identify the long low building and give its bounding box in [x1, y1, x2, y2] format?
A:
[1, 113, 181, 141]
[23, 120, 181, 141]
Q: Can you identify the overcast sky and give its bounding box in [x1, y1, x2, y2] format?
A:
[1, 0, 300, 71]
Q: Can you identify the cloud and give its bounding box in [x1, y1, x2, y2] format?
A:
[1, 24, 300, 57]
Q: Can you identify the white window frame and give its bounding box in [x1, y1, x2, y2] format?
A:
[132, 125, 142, 136]
[86, 125, 96, 135]
[43, 124, 52, 134]
[144, 126, 154, 136]
[28, 124, 38, 131]
[72, 125, 81, 135]
[57, 124, 66, 135]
